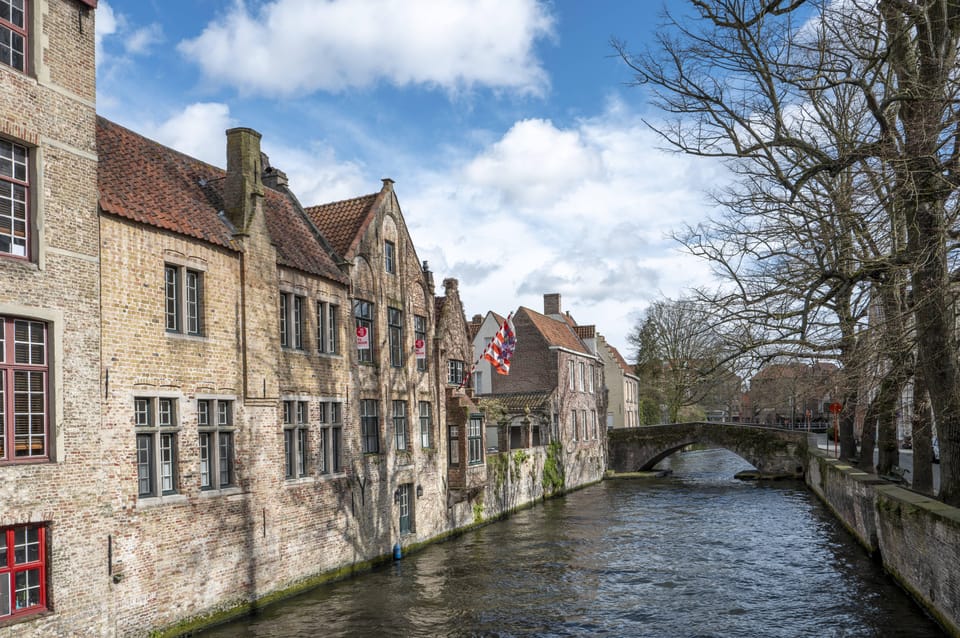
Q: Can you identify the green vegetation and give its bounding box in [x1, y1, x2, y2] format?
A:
[542, 440, 565, 494]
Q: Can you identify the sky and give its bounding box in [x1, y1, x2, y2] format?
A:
[95, 0, 727, 359]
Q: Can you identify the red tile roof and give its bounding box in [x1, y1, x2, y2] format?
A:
[304, 193, 381, 259]
[519, 306, 591, 355]
[608, 344, 634, 375]
[97, 117, 347, 283]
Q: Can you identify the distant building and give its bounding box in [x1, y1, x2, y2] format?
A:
[747, 361, 838, 427]
[597, 335, 640, 428]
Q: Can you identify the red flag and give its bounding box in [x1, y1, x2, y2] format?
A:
[483, 314, 517, 375]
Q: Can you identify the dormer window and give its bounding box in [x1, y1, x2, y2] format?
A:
[384, 240, 396, 274]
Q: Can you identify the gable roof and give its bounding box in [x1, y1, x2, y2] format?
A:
[97, 117, 347, 283]
[304, 192, 382, 259]
[519, 306, 592, 355]
[608, 344, 635, 376]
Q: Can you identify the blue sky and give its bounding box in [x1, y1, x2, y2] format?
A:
[95, 0, 724, 358]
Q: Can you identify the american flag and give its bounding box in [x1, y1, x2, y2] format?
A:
[483, 314, 517, 375]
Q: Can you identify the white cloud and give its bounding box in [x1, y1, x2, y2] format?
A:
[400, 102, 725, 354]
[178, 0, 554, 96]
[94, 1, 118, 68]
[95, 1, 163, 69]
[124, 24, 163, 55]
[140, 103, 237, 168]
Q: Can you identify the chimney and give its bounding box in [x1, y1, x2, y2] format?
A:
[544, 293, 561, 317]
[224, 127, 264, 235]
[422, 260, 434, 294]
[260, 152, 289, 190]
[382, 177, 395, 192]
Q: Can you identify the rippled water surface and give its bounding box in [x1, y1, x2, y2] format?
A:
[199, 449, 945, 637]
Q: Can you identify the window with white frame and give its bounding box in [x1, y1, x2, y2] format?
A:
[135, 397, 179, 498]
[384, 240, 396, 274]
[0, 523, 47, 620]
[589, 365, 595, 393]
[316, 301, 339, 354]
[419, 401, 432, 448]
[0, 317, 48, 461]
[354, 300, 374, 363]
[571, 410, 578, 441]
[592, 410, 598, 439]
[393, 400, 408, 451]
[198, 398, 235, 490]
[360, 399, 379, 453]
[165, 264, 203, 336]
[0, 139, 28, 258]
[449, 424, 459, 466]
[581, 410, 588, 439]
[568, 360, 575, 390]
[579, 362, 585, 391]
[283, 400, 308, 478]
[318, 401, 342, 474]
[279, 292, 305, 349]
[414, 315, 427, 371]
[388, 307, 403, 368]
[447, 359, 465, 386]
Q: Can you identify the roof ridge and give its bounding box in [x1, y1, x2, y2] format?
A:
[97, 116, 226, 175]
[304, 191, 379, 211]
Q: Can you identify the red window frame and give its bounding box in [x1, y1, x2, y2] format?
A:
[0, 317, 48, 463]
[0, 524, 47, 620]
[0, 0, 28, 73]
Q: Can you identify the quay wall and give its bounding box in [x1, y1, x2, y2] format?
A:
[806, 444, 960, 636]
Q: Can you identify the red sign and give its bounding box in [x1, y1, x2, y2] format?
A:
[414, 338, 426, 359]
[829, 402, 843, 414]
[356, 325, 369, 349]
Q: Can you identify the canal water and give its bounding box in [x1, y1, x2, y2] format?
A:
[199, 449, 945, 637]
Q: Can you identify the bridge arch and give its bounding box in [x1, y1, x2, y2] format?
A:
[607, 423, 809, 478]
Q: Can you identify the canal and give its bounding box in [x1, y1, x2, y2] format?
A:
[199, 448, 945, 637]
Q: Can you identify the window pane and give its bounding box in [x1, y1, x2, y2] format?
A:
[160, 433, 176, 493]
[186, 270, 201, 335]
[332, 426, 342, 473]
[218, 400, 232, 426]
[284, 429, 294, 478]
[165, 266, 179, 332]
[158, 398, 174, 427]
[319, 427, 328, 474]
[12, 526, 38, 564]
[218, 432, 233, 486]
[137, 434, 153, 496]
[14, 568, 39, 609]
[297, 428, 308, 476]
[279, 294, 288, 347]
[0, 572, 8, 617]
[199, 432, 211, 488]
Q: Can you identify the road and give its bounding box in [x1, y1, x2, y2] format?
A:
[814, 433, 941, 494]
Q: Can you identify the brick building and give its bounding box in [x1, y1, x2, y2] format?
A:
[0, 0, 110, 634]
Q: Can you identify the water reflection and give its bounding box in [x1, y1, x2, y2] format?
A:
[200, 448, 944, 637]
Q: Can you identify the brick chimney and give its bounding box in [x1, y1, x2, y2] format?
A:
[544, 293, 561, 317]
[261, 152, 289, 190]
[224, 127, 264, 235]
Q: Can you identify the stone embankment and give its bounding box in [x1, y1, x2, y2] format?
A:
[806, 440, 960, 636]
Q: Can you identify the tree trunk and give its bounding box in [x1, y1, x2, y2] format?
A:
[911, 370, 934, 495]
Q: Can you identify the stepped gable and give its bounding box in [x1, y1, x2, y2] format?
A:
[97, 117, 346, 282]
[304, 192, 381, 259]
[609, 344, 633, 375]
[97, 116, 234, 249]
[520, 306, 591, 354]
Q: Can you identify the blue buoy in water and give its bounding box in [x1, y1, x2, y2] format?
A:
[393, 542, 402, 560]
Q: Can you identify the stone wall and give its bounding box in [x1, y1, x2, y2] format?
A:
[806, 444, 960, 635]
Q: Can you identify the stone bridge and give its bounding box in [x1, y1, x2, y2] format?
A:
[607, 423, 809, 478]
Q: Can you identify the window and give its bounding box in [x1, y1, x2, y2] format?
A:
[384, 240, 396, 274]
[198, 398, 235, 490]
[414, 315, 427, 371]
[581, 410, 588, 439]
[135, 397, 179, 497]
[317, 301, 339, 354]
[164, 265, 203, 336]
[569, 360, 575, 390]
[280, 293, 305, 349]
[318, 402, 342, 474]
[388, 307, 403, 368]
[447, 359, 465, 386]
[0, 318, 47, 461]
[571, 411, 578, 441]
[397, 483, 412, 534]
[419, 401, 432, 448]
[283, 400, 308, 478]
[360, 399, 379, 454]
[448, 424, 459, 466]
[592, 410, 598, 439]
[393, 400, 408, 451]
[0, 139, 28, 258]
[589, 365, 595, 393]
[0, 0, 25, 72]
[0, 524, 46, 620]
[354, 300, 374, 363]
[579, 362, 585, 391]
[468, 414, 483, 465]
